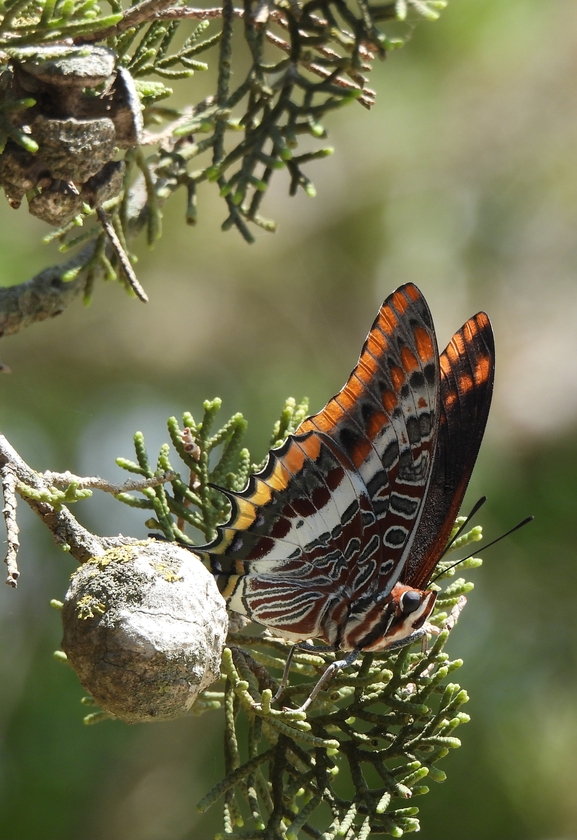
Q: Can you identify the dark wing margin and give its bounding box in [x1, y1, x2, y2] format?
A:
[402, 311, 495, 589]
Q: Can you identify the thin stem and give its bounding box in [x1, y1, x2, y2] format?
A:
[0, 434, 106, 562]
[1, 464, 20, 587]
[42, 469, 176, 494]
[96, 207, 149, 303]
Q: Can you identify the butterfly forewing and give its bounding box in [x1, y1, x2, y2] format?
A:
[298, 284, 440, 592]
[201, 284, 445, 645]
[403, 312, 495, 589]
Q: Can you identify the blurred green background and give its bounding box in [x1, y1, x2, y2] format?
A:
[1, 0, 576, 837]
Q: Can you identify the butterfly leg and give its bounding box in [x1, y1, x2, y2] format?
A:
[272, 645, 298, 704]
[297, 649, 361, 713]
[272, 641, 341, 706]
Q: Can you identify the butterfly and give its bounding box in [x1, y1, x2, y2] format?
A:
[198, 284, 494, 685]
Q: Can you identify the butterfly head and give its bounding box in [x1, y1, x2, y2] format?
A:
[356, 584, 437, 653]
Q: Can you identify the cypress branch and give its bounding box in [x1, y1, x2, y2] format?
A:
[0, 0, 446, 335]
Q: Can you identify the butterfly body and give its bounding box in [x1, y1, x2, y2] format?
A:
[199, 284, 494, 658]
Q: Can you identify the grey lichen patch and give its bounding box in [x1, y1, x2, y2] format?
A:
[81, 542, 142, 572]
[152, 562, 183, 583]
[15, 45, 116, 89]
[30, 115, 117, 183]
[76, 594, 106, 620]
[62, 541, 228, 724]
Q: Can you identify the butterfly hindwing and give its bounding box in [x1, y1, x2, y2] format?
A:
[206, 432, 376, 640]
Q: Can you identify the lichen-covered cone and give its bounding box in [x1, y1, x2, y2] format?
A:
[61, 541, 228, 724]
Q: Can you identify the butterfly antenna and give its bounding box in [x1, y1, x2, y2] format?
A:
[440, 496, 487, 560]
[430, 515, 534, 584]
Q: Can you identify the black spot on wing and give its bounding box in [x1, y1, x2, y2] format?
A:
[361, 509, 376, 528]
[410, 370, 425, 390]
[342, 498, 360, 526]
[338, 425, 359, 453]
[424, 362, 436, 386]
[357, 533, 381, 564]
[367, 470, 389, 498]
[390, 493, 419, 518]
[344, 537, 362, 560]
[304, 531, 331, 552]
[384, 527, 407, 547]
[406, 415, 421, 445]
[361, 400, 375, 423]
[419, 411, 433, 437]
[382, 440, 400, 469]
